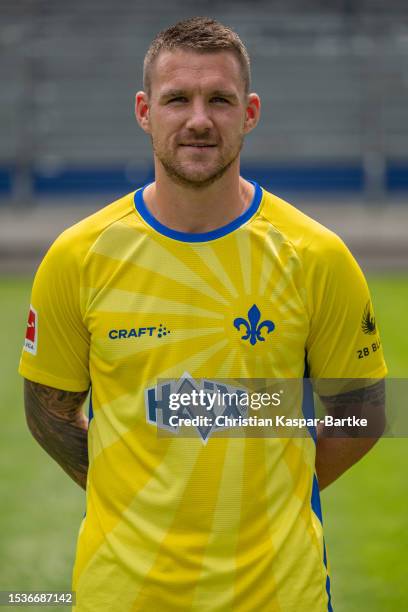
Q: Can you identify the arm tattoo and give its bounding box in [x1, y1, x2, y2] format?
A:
[24, 379, 89, 489]
[319, 379, 386, 438]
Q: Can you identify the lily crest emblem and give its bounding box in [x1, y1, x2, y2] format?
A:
[233, 304, 275, 346]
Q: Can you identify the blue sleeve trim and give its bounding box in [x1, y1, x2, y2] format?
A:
[302, 354, 317, 443]
[311, 476, 334, 610]
[88, 391, 94, 422]
[311, 473, 323, 524]
[306, 347, 333, 610]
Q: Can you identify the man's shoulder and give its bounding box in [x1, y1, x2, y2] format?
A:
[45, 191, 136, 263]
[61, 191, 135, 244]
[259, 187, 348, 259]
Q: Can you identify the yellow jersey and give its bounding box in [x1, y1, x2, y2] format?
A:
[19, 181, 387, 611]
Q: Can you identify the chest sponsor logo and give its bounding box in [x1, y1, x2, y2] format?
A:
[24, 305, 38, 355]
[233, 304, 275, 345]
[108, 324, 170, 339]
[145, 373, 250, 443]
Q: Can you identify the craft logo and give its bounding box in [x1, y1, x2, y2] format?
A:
[108, 324, 170, 339]
[24, 305, 38, 355]
[233, 304, 275, 346]
[361, 301, 376, 335]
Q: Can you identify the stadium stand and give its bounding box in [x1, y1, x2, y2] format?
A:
[1, 0, 407, 199]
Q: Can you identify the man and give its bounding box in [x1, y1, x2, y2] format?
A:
[19, 17, 387, 612]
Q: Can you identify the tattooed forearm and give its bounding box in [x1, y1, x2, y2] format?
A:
[24, 379, 89, 490]
[318, 379, 386, 437]
[316, 379, 386, 490]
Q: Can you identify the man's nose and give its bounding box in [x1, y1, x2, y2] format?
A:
[185, 101, 213, 132]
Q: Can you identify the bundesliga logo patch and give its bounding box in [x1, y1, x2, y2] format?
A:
[24, 305, 38, 355]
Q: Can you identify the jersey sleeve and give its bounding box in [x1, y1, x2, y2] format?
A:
[18, 229, 91, 392]
[305, 232, 387, 382]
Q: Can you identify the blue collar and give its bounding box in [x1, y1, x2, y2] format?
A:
[133, 180, 263, 243]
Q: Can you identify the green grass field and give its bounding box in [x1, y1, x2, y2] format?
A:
[0, 276, 407, 611]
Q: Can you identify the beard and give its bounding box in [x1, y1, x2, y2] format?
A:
[151, 135, 244, 190]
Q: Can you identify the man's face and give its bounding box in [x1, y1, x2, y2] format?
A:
[136, 49, 260, 188]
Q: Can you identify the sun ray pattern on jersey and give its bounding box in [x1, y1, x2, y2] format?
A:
[77, 191, 327, 609]
[152, 338, 230, 382]
[233, 436, 281, 611]
[75, 438, 204, 609]
[204, 236, 248, 298]
[85, 216, 310, 386]
[265, 438, 328, 608]
[235, 227, 252, 295]
[210, 346, 237, 379]
[74, 417, 175, 586]
[155, 237, 238, 304]
[190, 342, 237, 382]
[258, 228, 305, 301]
[191, 437, 245, 609]
[89, 389, 155, 459]
[21, 187, 387, 611]
[84, 214, 314, 429]
[258, 228, 287, 296]
[190, 243, 239, 299]
[91, 221, 230, 306]
[89, 337, 230, 420]
[84, 285, 225, 320]
[130, 440, 230, 610]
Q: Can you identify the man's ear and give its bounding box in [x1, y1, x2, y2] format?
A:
[243, 93, 261, 134]
[135, 91, 151, 134]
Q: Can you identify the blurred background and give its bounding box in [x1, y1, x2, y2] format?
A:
[1, 1, 407, 611]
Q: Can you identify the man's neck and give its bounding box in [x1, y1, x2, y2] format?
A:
[142, 166, 255, 234]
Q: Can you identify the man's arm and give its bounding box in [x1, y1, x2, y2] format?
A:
[24, 379, 89, 490]
[315, 379, 386, 491]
